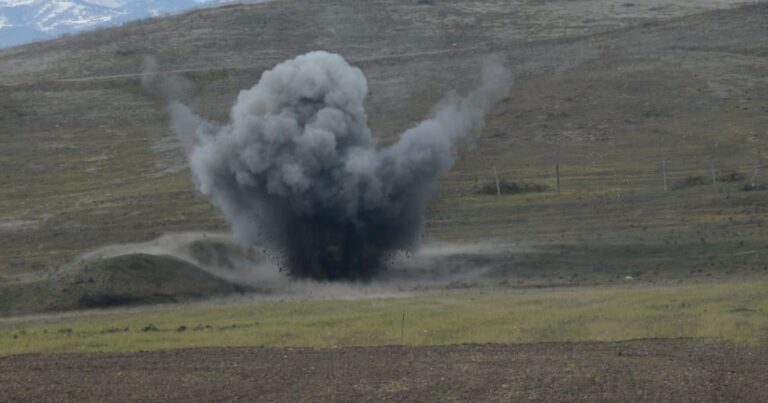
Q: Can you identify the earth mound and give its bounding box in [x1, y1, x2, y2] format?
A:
[56, 253, 252, 308]
[0, 253, 252, 316]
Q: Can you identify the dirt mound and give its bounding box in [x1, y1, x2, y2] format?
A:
[0, 254, 251, 316]
[58, 253, 251, 307]
[185, 238, 266, 272]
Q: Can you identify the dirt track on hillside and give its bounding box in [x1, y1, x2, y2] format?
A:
[2, 339, 767, 402]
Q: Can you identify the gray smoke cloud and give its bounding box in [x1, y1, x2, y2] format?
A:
[142, 56, 195, 105]
[148, 51, 511, 281]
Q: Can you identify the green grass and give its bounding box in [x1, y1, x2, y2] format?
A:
[1, 280, 767, 356]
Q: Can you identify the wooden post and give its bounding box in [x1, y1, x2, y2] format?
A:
[556, 164, 561, 195]
[710, 142, 719, 190]
[662, 158, 668, 192]
[751, 150, 763, 187]
[400, 312, 406, 344]
[493, 166, 501, 198]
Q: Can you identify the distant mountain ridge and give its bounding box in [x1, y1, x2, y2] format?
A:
[0, 0, 237, 47]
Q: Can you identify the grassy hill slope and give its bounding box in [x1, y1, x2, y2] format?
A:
[0, 0, 766, 287]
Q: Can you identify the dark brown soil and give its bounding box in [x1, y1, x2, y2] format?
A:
[1, 339, 767, 402]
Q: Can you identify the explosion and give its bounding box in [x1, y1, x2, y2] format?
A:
[146, 51, 511, 281]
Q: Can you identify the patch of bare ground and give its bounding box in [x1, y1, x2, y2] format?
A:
[1, 339, 766, 401]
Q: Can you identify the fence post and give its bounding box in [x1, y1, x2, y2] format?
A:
[556, 164, 561, 195]
[751, 150, 763, 187]
[662, 158, 668, 192]
[493, 166, 501, 198]
[711, 160, 717, 189]
[400, 312, 406, 344]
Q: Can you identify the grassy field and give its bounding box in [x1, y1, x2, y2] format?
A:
[2, 279, 767, 356]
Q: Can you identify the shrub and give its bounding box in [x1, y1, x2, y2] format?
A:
[742, 183, 767, 192]
[475, 180, 549, 195]
[672, 176, 707, 190]
[717, 171, 745, 183]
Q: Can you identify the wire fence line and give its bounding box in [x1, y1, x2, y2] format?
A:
[459, 148, 767, 196]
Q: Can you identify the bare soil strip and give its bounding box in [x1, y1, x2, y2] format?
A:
[1, 339, 766, 402]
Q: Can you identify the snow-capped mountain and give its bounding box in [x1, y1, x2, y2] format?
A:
[0, 0, 231, 48]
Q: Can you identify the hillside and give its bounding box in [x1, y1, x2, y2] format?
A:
[0, 0, 766, 289]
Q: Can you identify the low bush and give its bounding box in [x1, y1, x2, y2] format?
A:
[717, 171, 745, 183]
[475, 180, 549, 195]
[672, 176, 708, 190]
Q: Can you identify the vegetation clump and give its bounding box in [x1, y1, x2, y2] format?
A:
[742, 183, 767, 192]
[717, 171, 745, 183]
[475, 180, 549, 195]
[100, 327, 129, 334]
[672, 176, 708, 190]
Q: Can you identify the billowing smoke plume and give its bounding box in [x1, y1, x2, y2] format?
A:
[147, 51, 511, 281]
